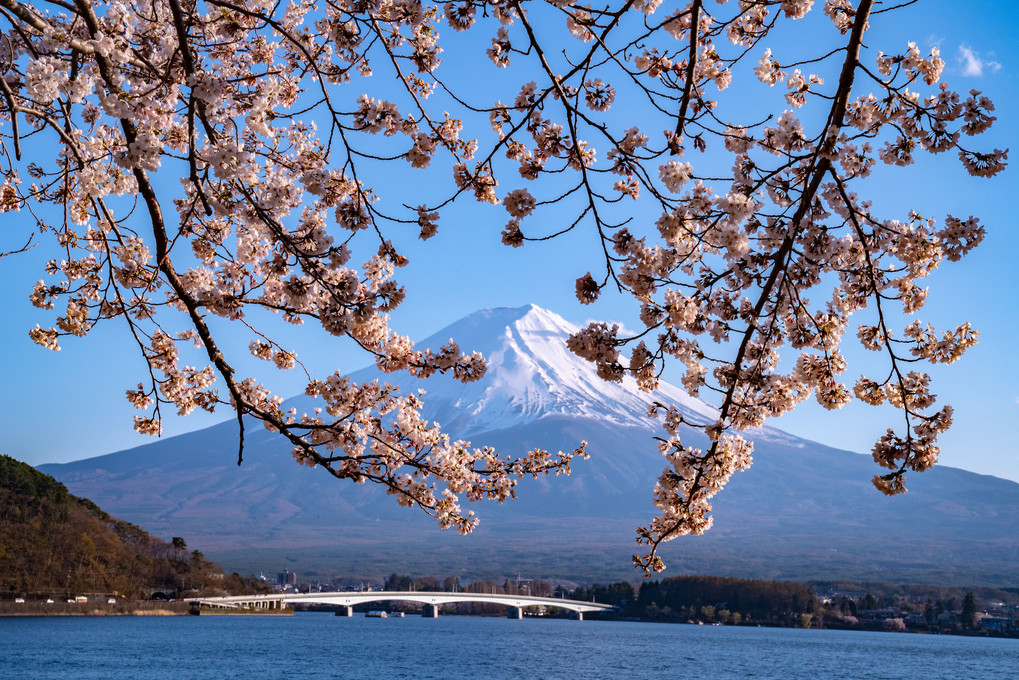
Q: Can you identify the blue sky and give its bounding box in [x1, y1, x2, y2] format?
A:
[1, 1, 1017, 486]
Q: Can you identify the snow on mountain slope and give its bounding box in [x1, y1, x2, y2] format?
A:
[346, 304, 718, 436]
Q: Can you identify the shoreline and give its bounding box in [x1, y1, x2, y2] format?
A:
[0, 601, 299, 617]
[1, 604, 1014, 637]
[0, 601, 192, 617]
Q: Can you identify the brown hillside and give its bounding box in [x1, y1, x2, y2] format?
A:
[0, 454, 260, 600]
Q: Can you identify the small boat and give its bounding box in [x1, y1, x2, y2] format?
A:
[366, 610, 388, 618]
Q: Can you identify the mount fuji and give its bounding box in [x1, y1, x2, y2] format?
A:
[38, 305, 1019, 585]
[361, 304, 718, 434]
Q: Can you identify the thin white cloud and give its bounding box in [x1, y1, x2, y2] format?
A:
[958, 45, 1002, 77]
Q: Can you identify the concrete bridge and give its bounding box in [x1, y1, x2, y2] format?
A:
[190, 591, 613, 620]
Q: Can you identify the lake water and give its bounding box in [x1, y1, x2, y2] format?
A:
[1, 613, 1016, 679]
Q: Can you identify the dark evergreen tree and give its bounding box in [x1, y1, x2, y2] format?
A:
[961, 592, 977, 629]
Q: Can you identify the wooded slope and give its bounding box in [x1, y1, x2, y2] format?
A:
[0, 455, 258, 599]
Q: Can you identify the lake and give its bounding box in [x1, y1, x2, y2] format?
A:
[2, 614, 1016, 679]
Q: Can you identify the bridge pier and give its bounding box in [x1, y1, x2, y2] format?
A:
[507, 607, 523, 619]
[422, 604, 439, 618]
[572, 611, 584, 621]
[335, 605, 352, 617]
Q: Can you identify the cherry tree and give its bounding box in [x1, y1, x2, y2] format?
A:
[0, 0, 1003, 573]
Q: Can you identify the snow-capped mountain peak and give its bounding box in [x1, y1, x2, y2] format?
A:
[352, 304, 718, 435]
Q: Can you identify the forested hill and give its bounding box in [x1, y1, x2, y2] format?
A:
[0, 455, 259, 599]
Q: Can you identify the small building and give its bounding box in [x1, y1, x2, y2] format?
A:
[979, 617, 1011, 632]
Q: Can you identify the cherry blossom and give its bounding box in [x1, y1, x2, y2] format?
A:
[0, 0, 1003, 575]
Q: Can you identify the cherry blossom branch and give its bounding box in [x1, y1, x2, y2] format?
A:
[0, 0, 144, 67]
[672, 0, 701, 149]
[632, 0, 877, 574]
